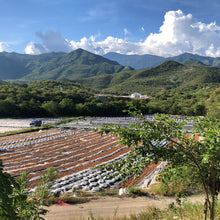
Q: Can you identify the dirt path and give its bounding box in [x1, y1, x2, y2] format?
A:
[45, 195, 205, 220]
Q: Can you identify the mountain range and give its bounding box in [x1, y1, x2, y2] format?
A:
[103, 52, 220, 69]
[0, 48, 219, 118]
[1, 49, 220, 82]
[0, 49, 132, 81]
[77, 60, 220, 95]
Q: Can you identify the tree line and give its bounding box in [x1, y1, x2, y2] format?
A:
[0, 80, 215, 118]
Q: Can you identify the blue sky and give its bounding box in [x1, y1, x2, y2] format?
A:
[1, 0, 220, 57]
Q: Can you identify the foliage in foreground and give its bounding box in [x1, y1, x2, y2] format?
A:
[150, 165, 202, 196]
[0, 161, 57, 220]
[95, 112, 220, 220]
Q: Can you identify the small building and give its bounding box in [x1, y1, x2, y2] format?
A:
[131, 93, 144, 99]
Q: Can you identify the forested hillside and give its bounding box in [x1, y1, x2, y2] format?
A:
[76, 61, 220, 118]
[0, 81, 140, 117]
[0, 49, 132, 81]
[0, 50, 219, 118]
[77, 61, 220, 95]
[0, 79, 219, 118]
[0, 52, 64, 80]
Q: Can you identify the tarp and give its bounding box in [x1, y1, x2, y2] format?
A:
[55, 200, 71, 206]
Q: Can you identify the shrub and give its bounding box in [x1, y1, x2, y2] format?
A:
[127, 186, 149, 197]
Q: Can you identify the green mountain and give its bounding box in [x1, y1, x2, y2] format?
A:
[0, 49, 132, 81]
[170, 53, 220, 66]
[76, 60, 220, 118]
[21, 49, 132, 81]
[103, 52, 165, 69]
[104, 52, 220, 69]
[0, 52, 65, 80]
[76, 60, 220, 95]
[182, 58, 206, 66]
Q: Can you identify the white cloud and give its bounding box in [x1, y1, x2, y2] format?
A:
[0, 42, 11, 52]
[139, 10, 220, 57]
[25, 42, 48, 55]
[25, 10, 220, 57]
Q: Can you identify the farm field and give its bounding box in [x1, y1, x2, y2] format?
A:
[1, 117, 208, 220]
[0, 116, 168, 194]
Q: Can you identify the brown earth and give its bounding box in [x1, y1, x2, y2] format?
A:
[45, 195, 205, 220]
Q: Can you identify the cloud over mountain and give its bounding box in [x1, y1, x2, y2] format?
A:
[25, 10, 220, 57]
[0, 42, 11, 52]
[25, 30, 72, 55]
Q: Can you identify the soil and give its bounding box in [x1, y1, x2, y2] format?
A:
[45, 194, 205, 220]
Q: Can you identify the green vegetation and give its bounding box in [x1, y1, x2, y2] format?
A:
[82, 201, 220, 220]
[0, 49, 132, 81]
[1, 49, 220, 118]
[0, 160, 57, 219]
[127, 186, 149, 197]
[78, 61, 220, 118]
[104, 51, 220, 69]
[45, 194, 90, 206]
[0, 71, 219, 118]
[149, 165, 202, 196]
[0, 80, 137, 118]
[96, 113, 220, 220]
[23, 48, 132, 81]
[116, 201, 220, 220]
[0, 51, 65, 80]
[79, 60, 220, 95]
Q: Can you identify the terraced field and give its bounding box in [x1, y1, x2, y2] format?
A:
[0, 117, 170, 194]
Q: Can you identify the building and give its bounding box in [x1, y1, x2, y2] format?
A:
[131, 93, 144, 99]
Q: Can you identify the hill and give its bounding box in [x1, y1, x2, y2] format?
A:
[103, 52, 165, 69]
[21, 49, 133, 81]
[0, 49, 132, 81]
[0, 52, 64, 80]
[77, 60, 220, 95]
[76, 60, 220, 118]
[104, 52, 220, 69]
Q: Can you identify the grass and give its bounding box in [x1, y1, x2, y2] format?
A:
[44, 193, 90, 205]
[65, 200, 220, 220]
[97, 188, 119, 197]
[0, 126, 47, 137]
[127, 186, 149, 197]
[149, 179, 202, 197]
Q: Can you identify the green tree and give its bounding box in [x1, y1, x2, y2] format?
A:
[0, 160, 17, 219]
[96, 113, 220, 220]
[59, 98, 75, 116]
[41, 101, 60, 116]
[0, 161, 57, 220]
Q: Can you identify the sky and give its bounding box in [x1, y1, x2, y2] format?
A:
[1, 0, 220, 57]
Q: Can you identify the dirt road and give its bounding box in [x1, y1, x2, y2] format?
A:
[45, 195, 204, 220]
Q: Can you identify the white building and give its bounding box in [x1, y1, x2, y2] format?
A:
[131, 93, 144, 99]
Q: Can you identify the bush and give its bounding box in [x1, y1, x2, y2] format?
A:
[127, 186, 149, 197]
[45, 194, 90, 205]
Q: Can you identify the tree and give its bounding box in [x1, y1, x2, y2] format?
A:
[0, 160, 57, 220]
[96, 113, 219, 220]
[41, 101, 60, 116]
[0, 160, 17, 219]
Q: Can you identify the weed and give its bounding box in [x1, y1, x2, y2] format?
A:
[127, 186, 149, 197]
